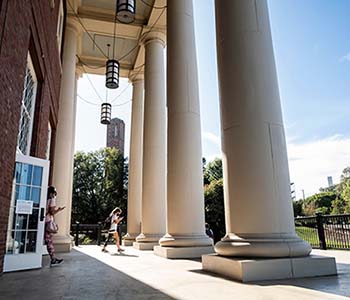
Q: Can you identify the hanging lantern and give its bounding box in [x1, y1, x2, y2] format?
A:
[116, 0, 135, 24]
[101, 103, 112, 125]
[105, 59, 120, 89]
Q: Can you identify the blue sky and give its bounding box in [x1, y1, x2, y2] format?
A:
[268, 0, 350, 143]
[76, 0, 350, 198]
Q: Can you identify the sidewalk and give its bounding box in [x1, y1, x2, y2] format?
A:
[0, 246, 349, 300]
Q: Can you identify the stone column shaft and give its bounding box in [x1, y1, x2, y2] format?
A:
[135, 33, 166, 249]
[155, 0, 213, 258]
[123, 77, 144, 246]
[52, 23, 78, 252]
[214, 0, 311, 257]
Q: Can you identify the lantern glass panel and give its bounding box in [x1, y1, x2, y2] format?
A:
[116, 0, 135, 24]
[101, 103, 112, 125]
[105, 60, 119, 89]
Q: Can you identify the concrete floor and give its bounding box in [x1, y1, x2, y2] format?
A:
[0, 246, 349, 300]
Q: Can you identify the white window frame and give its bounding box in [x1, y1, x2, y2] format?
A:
[56, 0, 64, 54]
[17, 53, 38, 156]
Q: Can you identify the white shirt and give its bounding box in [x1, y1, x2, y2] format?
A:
[109, 214, 119, 232]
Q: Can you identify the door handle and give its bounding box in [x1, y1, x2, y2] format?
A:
[40, 207, 45, 222]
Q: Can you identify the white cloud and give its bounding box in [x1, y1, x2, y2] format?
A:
[203, 133, 350, 200]
[287, 135, 350, 199]
[340, 52, 350, 62]
[202, 131, 221, 146]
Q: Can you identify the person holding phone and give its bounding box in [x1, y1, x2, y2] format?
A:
[45, 186, 65, 267]
[102, 207, 124, 253]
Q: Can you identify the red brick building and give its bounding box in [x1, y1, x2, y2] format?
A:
[107, 117, 125, 156]
[0, 0, 65, 273]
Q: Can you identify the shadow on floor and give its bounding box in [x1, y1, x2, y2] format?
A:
[189, 263, 350, 298]
[254, 263, 350, 298]
[0, 249, 177, 300]
[109, 252, 139, 257]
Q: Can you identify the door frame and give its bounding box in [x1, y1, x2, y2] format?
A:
[4, 153, 49, 272]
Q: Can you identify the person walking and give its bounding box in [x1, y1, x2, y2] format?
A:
[102, 207, 124, 253]
[45, 186, 65, 267]
[205, 223, 214, 242]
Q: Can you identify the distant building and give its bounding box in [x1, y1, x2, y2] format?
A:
[107, 117, 125, 155]
[327, 176, 334, 187]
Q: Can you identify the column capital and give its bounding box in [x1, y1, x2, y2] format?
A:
[140, 30, 166, 48]
[66, 17, 81, 35]
[129, 72, 144, 84]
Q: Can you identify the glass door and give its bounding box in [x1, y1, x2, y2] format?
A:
[4, 153, 49, 272]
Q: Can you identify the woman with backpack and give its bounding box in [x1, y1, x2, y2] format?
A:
[102, 207, 124, 253]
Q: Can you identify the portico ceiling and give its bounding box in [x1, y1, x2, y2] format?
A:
[67, 0, 167, 78]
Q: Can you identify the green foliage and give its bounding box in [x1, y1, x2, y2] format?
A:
[72, 148, 127, 224]
[203, 158, 225, 241]
[293, 200, 303, 217]
[204, 178, 225, 242]
[296, 166, 350, 216]
[302, 192, 336, 216]
[331, 198, 346, 215]
[204, 158, 223, 185]
[341, 180, 350, 213]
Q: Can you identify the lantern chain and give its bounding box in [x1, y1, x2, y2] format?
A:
[67, 0, 108, 59]
[118, 7, 166, 61]
[80, 64, 105, 102]
[78, 94, 132, 108]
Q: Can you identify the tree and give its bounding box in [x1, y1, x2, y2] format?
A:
[293, 200, 303, 217]
[341, 180, 350, 213]
[72, 148, 126, 224]
[331, 198, 346, 215]
[302, 192, 337, 216]
[204, 178, 225, 242]
[335, 167, 350, 195]
[204, 158, 223, 185]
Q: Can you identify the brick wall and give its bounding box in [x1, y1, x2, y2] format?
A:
[106, 117, 125, 155]
[0, 0, 62, 273]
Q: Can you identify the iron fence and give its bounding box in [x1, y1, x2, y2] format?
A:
[295, 213, 350, 250]
[71, 222, 127, 246]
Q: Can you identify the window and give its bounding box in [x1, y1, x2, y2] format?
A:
[56, 0, 64, 54]
[17, 54, 38, 155]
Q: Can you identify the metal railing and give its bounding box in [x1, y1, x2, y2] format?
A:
[71, 222, 127, 246]
[295, 213, 350, 250]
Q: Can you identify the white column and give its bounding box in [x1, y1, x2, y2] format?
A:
[52, 22, 79, 252]
[154, 0, 213, 259]
[134, 32, 166, 250]
[214, 0, 311, 257]
[123, 75, 144, 246]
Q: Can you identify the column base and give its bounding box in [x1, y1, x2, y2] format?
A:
[202, 254, 337, 282]
[154, 245, 214, 259]
[122, 233, 139, 246]
[134, 233, 161, 250]
[159, 233, 214, 247]
[122, 240, 135, 246]
[135, 233, 162, 243]
[53, 234, 73, 253]
[215, 233, 312, 258]
[133, 242, 159, 250]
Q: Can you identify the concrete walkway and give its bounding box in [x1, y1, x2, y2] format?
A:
[0, 246, 349, 300]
